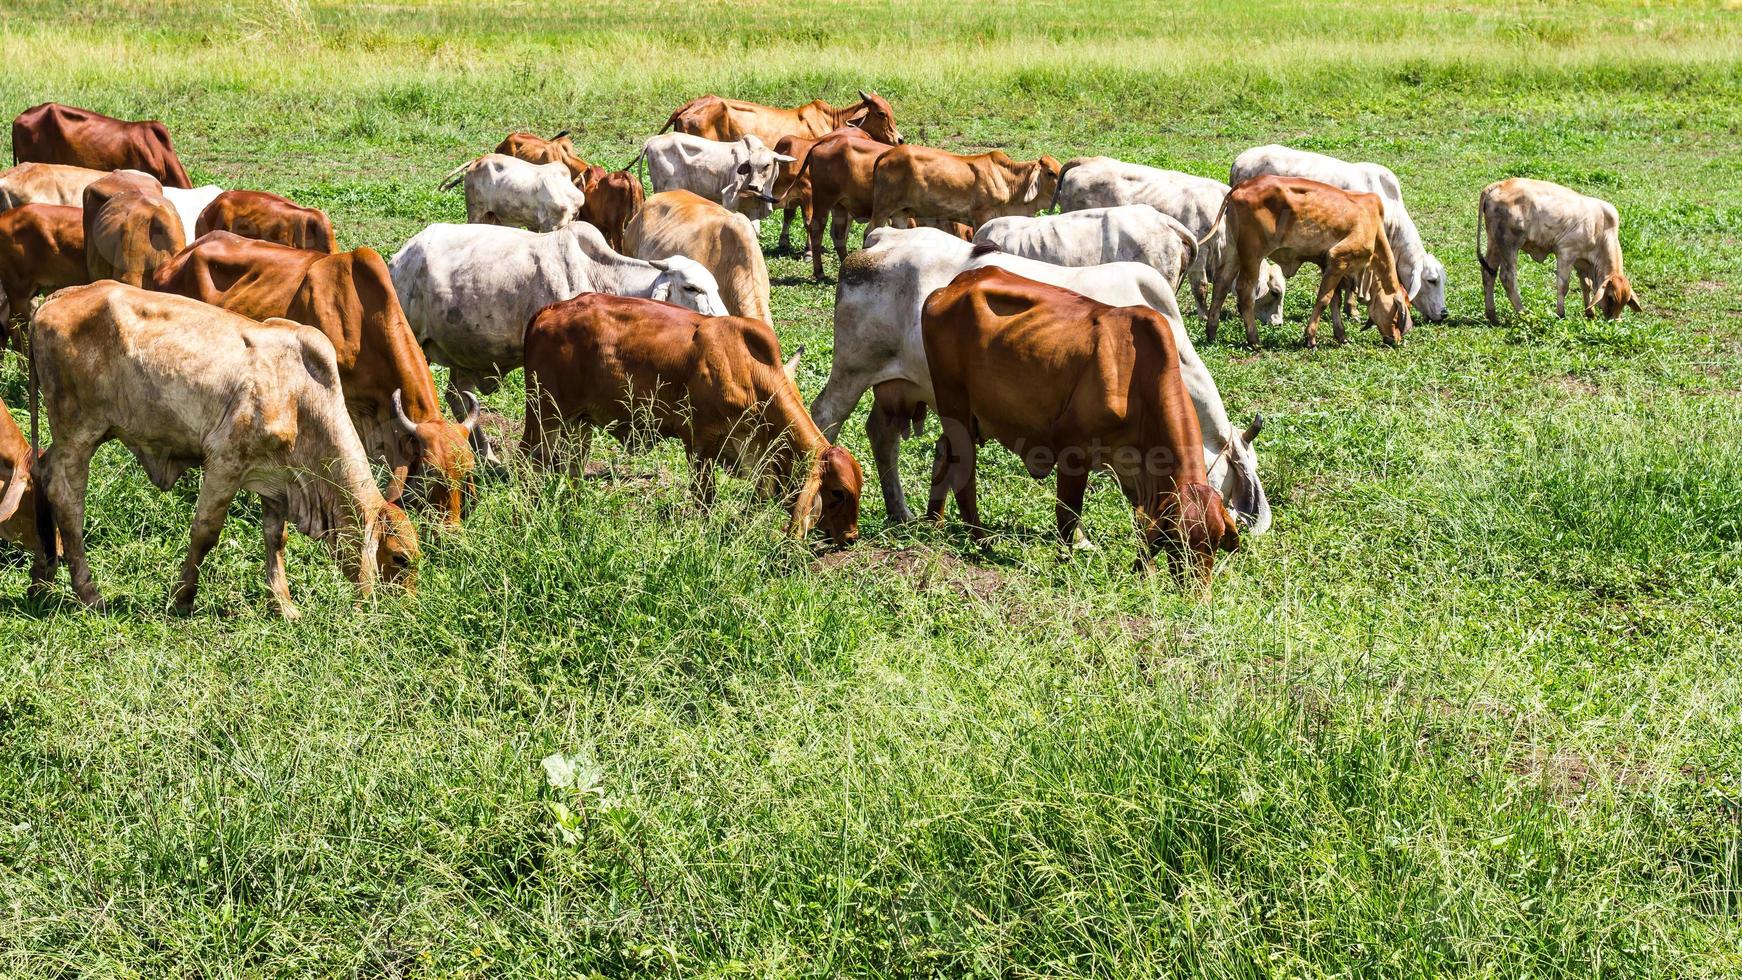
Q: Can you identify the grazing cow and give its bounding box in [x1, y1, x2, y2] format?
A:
[639, 133, 794, 221]
[575, 164, 644, 253]
[1052, 156, 1287, 327]
[974, 205, 1201, 291]
[150, 232, 479, 527]
[0, 163, 108, 210]
[495, 130, 589, 183]
[29, 281, 418, 617]
[922, 266, 1239, 581]
[83, 181, 186, 288]
[661, 91, 902, 147]
[869, 146, 1062, 232]
[12, 103, 193, 188]
[196, 189, 338, 252]
[438, 154, 587, 232]
[389, 221, 728, 459]
[0, 204, 87, 345]
[812, 228, 1270, 535]
[522, 293, 863, 547]
[1206, 175, 1412, 349]
[0, 399, 49, 582]
[625, 191, 771, 324]
[1478, 177, 1640, 323]
[1231, 144, 1446, 322]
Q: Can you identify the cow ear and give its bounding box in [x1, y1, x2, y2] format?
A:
[1022, 166, 1043, 203]
[651, 278, 671, 302]
[775, 153, 796, 164]
[1586, 278, 1610, 317]
[1626, 293, 1642, 312]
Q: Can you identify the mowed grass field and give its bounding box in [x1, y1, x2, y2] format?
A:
[2, 0, 1741, 975]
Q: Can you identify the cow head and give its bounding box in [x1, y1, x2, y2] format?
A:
[1410, 253, 1448, 322]
[1367, 271, 1412, 346]
[1209, 415, 1272, 536]
[1255, 260, 1288, 327]
[721, 136, 795, 220]
[648, 256, 729, 316]
[788, 445, 863, 548]
[850, 90, 902, 145]
[1588, 273, 1641, 320]
[374, 500, 421, 590]
[1021, 156, 1064, 207]
[392, 388, 480, 530]
[1153, 481, 1239, 586]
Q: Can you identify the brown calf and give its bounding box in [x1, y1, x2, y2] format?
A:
[150, 232, 479, 527]
[495, 130, 589, 183]
[12, 103, 192, 188]
[869, 146, 1062, 233]
[0, 204, 87, 346]
[576, 164, 644, 253]
[662, 91, 902, 147]
[920, 266, 1238, 583]
[1206, 175, 1411, 349]
[800, 128, 896, 279]
[522, 292, 863, 547]
[197, 190, 338, 252]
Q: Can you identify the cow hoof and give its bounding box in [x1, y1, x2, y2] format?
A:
[275, 602, 304, 622]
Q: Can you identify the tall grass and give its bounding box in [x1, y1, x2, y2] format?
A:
[2, 1, 1741, 975]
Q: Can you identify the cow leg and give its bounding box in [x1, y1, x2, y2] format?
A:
[1303, 263, 1344, 349]
[1205, 270, 1231, 343]
[866, 397, 913, 524]
[830, 208, 852, 272]
[807, 201, 829, 280]
[1553, 257, 1572, 318]
[1330, 281, 1348, 346]
[810, 370, 870, 443]
[1235, 260, 1263, 349]
[39, 443, 103, 609]
[1055, 466, 1090, 556]
[777, 206, 798, 254]
[171, 465, 242, 615]
[261, 497, 300, 621]
[1502, 254, 1526, 315]
[445, 375, 499, 467]
[1188, 257, 1210, 320]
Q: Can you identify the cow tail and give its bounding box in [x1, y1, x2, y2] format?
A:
[1476, 197, 1495, 276]
[28, 326, 57, 575]
[437, 159, 473, 192]
[1049, 158, 1082, 212]
[1205, 192, 1233, 250]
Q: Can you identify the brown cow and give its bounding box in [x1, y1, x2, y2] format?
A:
[149, 232, 479, 527]
[0, 163, 108, 210]
[800, 128, 897, 279]
[0, 399, 49, 585]
[12, 103, 192, 188]
[661, 91, 902, 147]
[869, 146, 1062, 233]
[624, 190, 771, 324]
[771, 132, 821, 254]
[196, 189, 337, 252]
[495, 130, 588, 183]
[1205, 175, 1411, 349]
[83, 172, 185, 287]
[0, 204, 87, 346]
[920, 266, 1238, 583]
[29, 281, 417, 616]
[521, 292, 863, 547]
[576, 164, 644, 253]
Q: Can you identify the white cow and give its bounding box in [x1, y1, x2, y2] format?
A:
[1051, 157, 1286, 328]
[389, 221, 728, 460]
[1477, 177, 1640, 323]
[975, 205, 1201, 292]
[1230, 144, 1447, 321]
[639, 133, 794, 222]
[811, 226, 1270, 535]
[161, 184, 224, 244]
[438, 154, 586, 232]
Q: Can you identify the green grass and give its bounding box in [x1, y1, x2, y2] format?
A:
[3, 0, 1742, 975]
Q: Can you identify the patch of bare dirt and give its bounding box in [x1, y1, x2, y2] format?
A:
[813, 546, 1008, 601]
[1551, 374, 1602, 396]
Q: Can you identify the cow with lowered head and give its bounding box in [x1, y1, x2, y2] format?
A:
[12, 103, 193, 188]
[870, 145, 1062, 233]
[660, 91, 902, 147]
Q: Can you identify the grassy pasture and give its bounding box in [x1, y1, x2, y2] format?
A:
[1, 0, 1741, 975]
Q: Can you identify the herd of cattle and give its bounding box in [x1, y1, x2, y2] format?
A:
[0, 97, 1643, 615]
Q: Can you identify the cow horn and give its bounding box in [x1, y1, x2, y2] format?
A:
[1242, 414, 1263, 445]
[646, 258, 670, 271]
[392, 389, 419, 437]
[457, 389, 482, 434]
[783, 345, 805, 381]
[552, 129, 570, 140]
[858, 89, 871, 103]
